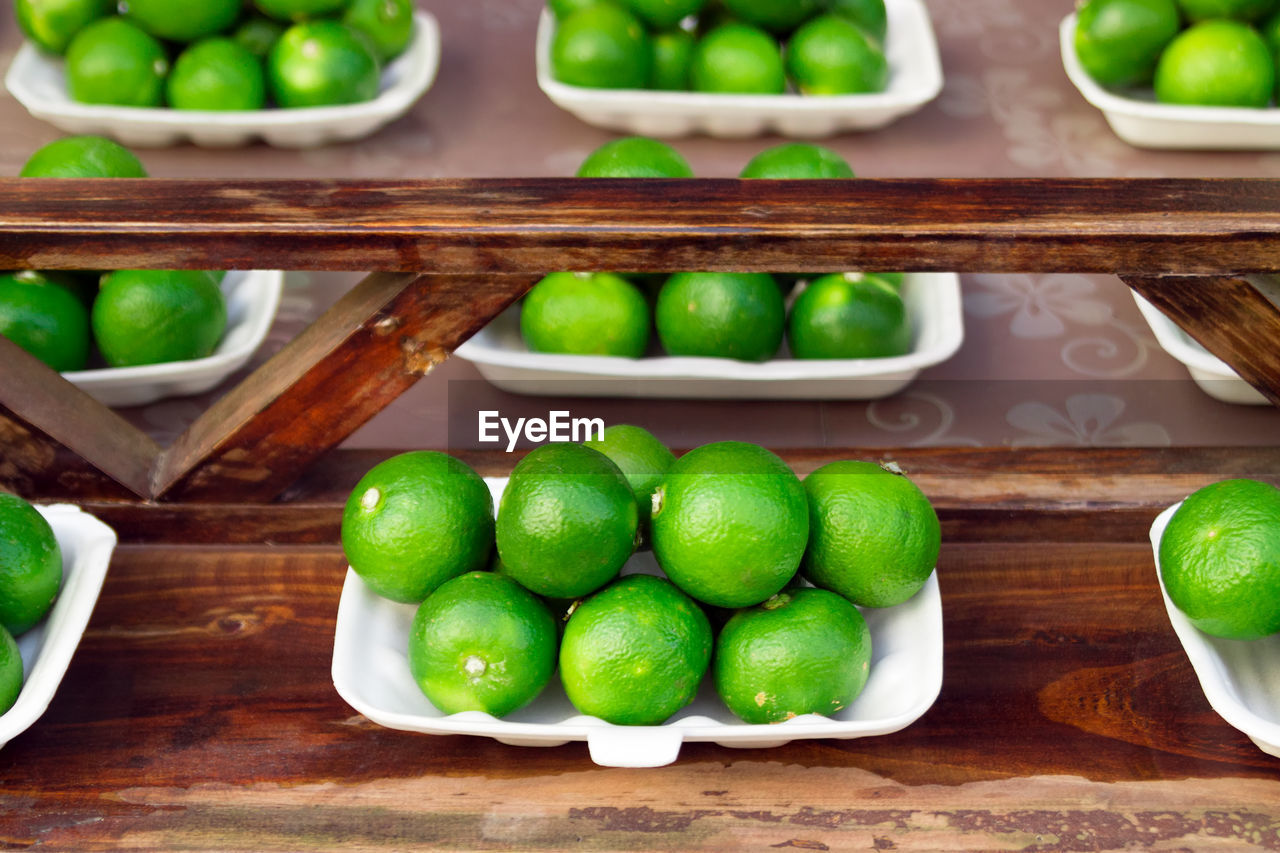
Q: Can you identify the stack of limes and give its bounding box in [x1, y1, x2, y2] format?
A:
[1, 137, 228, 373]
[1074, 0, 1280, 107]
[15, 0, 415, 110]
[344, 427, 940, 726]
[549, 0, 891, 95]
[517, 136, 913, 363]
[0, 492, 66, 717]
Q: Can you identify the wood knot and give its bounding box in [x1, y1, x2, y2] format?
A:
[400, 339, 448, 376]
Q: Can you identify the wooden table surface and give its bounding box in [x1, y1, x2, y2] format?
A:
[3, 449, 1280, 851]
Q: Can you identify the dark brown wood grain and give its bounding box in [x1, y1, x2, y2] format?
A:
[1, 178, 1278, 274]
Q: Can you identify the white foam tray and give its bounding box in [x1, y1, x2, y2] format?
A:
[4, 12, 440, 148]
[1151, 502, 1280, 758]
[333, 476, 943, 768]
[1061, 14, 1280, 150]
[454, 272, 963, 399]
[0, 504, 117, 750]
[63, 269, 284, 408]
[535, 0, 942, 138]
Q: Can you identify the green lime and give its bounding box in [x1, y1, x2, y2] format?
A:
[787, 273, 911, 359]
[496, 443, 638, 600]
[830, 0, 888, 45]
[714, 587, 871, 723]
[740, 142, 856, 178]
[0, 492, 63, 637]
[583, 424, 677, 533]
[621, 0, 707, 29]
[267, 20, 381, 108]
[652, 441, 807, 608]
[866, 271, 904, 290]
[91, 270, 227, 368]
[576, 136, 694, 177]
[720, 0, 824, 33]
[233, 16, 287, 58]
[519, 272, 651, 357]
[551, 3, 652, 89]
[1155, 19, 1275, 106]
[15, 0, 113, 55]
[1159, 478, 1280, 640]
[254, 0, 350, 22]
[20, 135, 147, 178]
[126, 0, 241, 42]
[166, 38, 267, 111]
[786, 14, 888, 95]
[801, 460, 940, 608]
[654, 271, 784, 361]
[650, 27, 696, 90]
[1263, 7, 1280, 53]
[0, 626, 21, 715]
[689, 23, 786, 93]
[342, 451, 495, 604]
[549, 0, 601, 19]
[408, 571, 557, 716]
[559, 573, 712, 725]
[1074, 0, 1183, 88]
[65, 17, 169, 107]
[1177, 0, 1278, 21]
[343, 0, 415, 63]
[0, 272, 91, 371]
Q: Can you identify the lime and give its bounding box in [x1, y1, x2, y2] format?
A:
[0, 492, 63, 637]
[866, 271, 905, 290]
[652, 441, 807, 608]
[20, 135, 147, 179]
[576, 136, 694, 177]
[342, 451, 495, 604]
[830, 0, 888, 45]
[65, 17, 169, 107]
[583, 424, 677, 533]
[0, 272, 91, 371]
[787, 273, 911, 359]
[650, 27, 696, 90]
[1074, 0, 1183, 88]
[740, 142, 856, 178]
[1154, 19, 1274, 107]
[496, 443, 638, 600]
[519, 272, 651, 357]
[549, 0, 601, 19]
[0, 626, 21, 715]
[621, 0, 707, 29]
[408, 571, 557, 716]
[559, 573, 712, 725]
[689, 23, 786, 93]
[343, 0, 415, 63]
[551, 4, 652, 89]
[254, 0, 350, 22]
[786, 14, 888, 95]
[91, 270, 227, 368]
[801, 460, 940, 608]
[654, 271, 784, 361]
[267, 20, 381, 108]
[126, 0, 241, 42]
[15, 0, 113, 55]
[1177, 0, 1278, 21]
[720, 0, 824, 33]
[1159, 478, 1280, 640]
[167, 38, 267, 111]
[1264, 8, 1280, 54]
[714, 587, 871, 723]
[233, 16, 287, 58]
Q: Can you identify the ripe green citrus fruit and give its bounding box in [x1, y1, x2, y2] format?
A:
[652, 441, 807, 607]
[91, 270, 227, 368]
[1159, 478, 1280, 640]
[689, 23, 786, 93]
[576, 136, 694, 177]
[1262, 8, 1280, 55]
[0, 272, 91, 371]
[16, 0, 113, 55]
[583, 424, 677, 533]
[655, 271, 784, 361]
[234, 16, 287, 57]
[20, 135, 148, 179]
[167, 38, 267, 111]
[408, 571, 557, 717]
[0, 492, 63, 637]
[787, 13, 888, 95]
[1176, 0, 1278, 21]
[0, 626, 22, 715]
[342, 451, 495, 604]
[801, 460, 940, 608]
[343, 0, 415, 63]
[830, 0, 888, 45]
[551, 3, 652, 89]
[621, 0, 707, 29]
[650, 27, 696, 90]
[1074, 0, 1182, 88]
[550, 0, 601, 19]
[787, 273, 911, 359]
[267, 20, 382, 108]
[254, 0, 350, 22]
[1154, 19, 1275, 107]
[714, 586, 871, 723]
[739, 142, 855, 178]
[520, 272, 651, 357]
[559, 573, 712, 725]
[126, 0, 241, 42]
[720, 0, 824, 33]
[65, 17, 169, 107]
[496, 443, 638, 600]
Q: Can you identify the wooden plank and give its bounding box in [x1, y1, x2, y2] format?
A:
[152, 272, 537, 503]
[1123, 274, 1280, 406]
[0, 178, 1278, 274]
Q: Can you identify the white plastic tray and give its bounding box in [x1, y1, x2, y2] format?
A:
[63, 269, 284, 408]
[332, 476, 943, 768]
[535, 0, 942, 138]
[1150, 502, 1280, 758]
[454, 272, 963, 399]
[1060, 14, 1280, 150]
[0, 504, 117, 750]
[4, 12, 440, 148]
